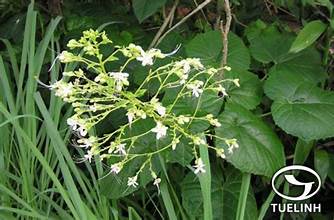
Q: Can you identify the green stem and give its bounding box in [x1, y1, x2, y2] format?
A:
[236, 173, 251, 220]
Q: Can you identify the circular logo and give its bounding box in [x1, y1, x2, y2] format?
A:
[271, 165, 321, 201]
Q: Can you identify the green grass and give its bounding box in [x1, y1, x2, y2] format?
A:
[0, 2, 112, 219]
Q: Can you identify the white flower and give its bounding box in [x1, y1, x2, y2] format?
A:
[225, 138, 239, 149]
[206, 114, 221, 127]
[175, 60, 191, 74]
[216, 148, 226, 159]
[211, 119, 221, 127]
[77, 136, 96, 148]
[193, 158, 206, 174]
[171, 138, 180, 150]
[188, 58, 204, 70]
[94, 73, 108, 83]
[156, 105, 166, 116]
[109, 72, 129, 91]
[67, 117, 87, 136]
[52, 81, 73, 98]
[179, 74, 188, 85]
[223, 66, 231, 71]
[89, 103, 98, 112]
[153, 178, 161, 192]
[110, 164, 121, 174]
[153, 178, 161, 186]
[207, 68, 218, 75]
[178, 115, 190, 125]
[127, 176, 139, 188]
[225, 139, 239, 154]
[126, 111, 135, 125]
[58, 51, 75, 63]
[151, 98, 166, 116]
[136, 50, 154, 66]
[114, 143, 127, 155]
[84, 150, 94, 163]
[126, 43, 143, 57]
[67, 117, 78, 130]
[78, 126, 87, 137]
[175, 58, 203, 74]
[228, 147, 234, 154]
[136, 48, 165, 66]
[187, 81, 204, 98]
[233, 79, 240, 87]
[193, 136, 206, 146]
[151, 121, 168, 140]
[218, 85, 228, 97]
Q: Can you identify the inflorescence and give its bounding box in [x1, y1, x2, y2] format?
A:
[51, 29, 240, 190]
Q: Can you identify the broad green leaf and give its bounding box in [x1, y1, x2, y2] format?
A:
[162, 88, 224, 117]
[264, 70, 334, 140]
[167, 137, 194, 166]
[215, 103, 285, 177]
[132, 0, 167, 22]
[227, 32, 250, 71]
[224, 70, 263, 110]
[246, 24, 294, 64]
[272, 47, 327, 84]
[186, 31, 250, 70]
[181, 167, 257, 220]
[186, 31, 222, 65]
[289, 20, 327, 53]
[314, 149, 329, 184]
[246, 22, 326, 83]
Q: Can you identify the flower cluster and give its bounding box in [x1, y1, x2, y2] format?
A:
[51, 29, 239, 190]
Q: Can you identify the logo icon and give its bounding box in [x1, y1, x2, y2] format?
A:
[271, 165, 321, 201]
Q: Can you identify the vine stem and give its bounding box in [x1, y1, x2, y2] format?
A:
[155, 0, 213, 46]
[236, 173, 251, 220]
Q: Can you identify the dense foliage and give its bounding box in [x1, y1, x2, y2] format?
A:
[0, 0, 334, 219]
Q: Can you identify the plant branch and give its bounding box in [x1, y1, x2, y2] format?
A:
[149, 0, 179, 49]
[220, 0, 232, 77]
[155, 0, 213, 47]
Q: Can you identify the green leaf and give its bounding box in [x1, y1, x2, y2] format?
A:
[246, 22, 326, 83]
[224, 70, 263, 110]
[272, 47, 327, 84]
[186, 31, 250, 70]
[132, 0, 167, 22]
[246, 24, 294, 64]
[215, 103, 285, 177]
[162, 88, 224, 117]
[222, 169, 257, 220]
[289, 20, 327, 53]
[128, 207, 142, 220]
[198, 142, 212, 220]
[264, 70, 334, 140]
[227, 32, 250, 71]
[186, 31, 222, 65]
[181, 167, 258, 220]
[167, 137, 194, 166]
[314, 149, 329, 184]
[100, 118, 165, 198]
